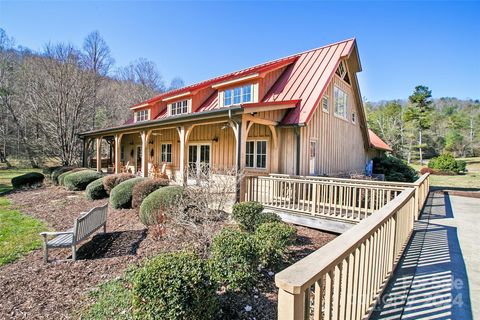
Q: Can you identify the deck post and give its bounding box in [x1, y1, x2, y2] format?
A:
[96, 137, 102, 172]
[114, 133, 123, 174]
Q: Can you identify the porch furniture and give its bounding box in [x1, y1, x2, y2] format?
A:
[40, 204, 108, 263]
[121, 161, 130, 173]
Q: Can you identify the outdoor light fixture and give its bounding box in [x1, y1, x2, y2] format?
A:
[212, 136, 219, 142]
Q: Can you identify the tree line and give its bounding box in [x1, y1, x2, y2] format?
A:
[366, 86, 480, 164]
[0, 29, 184, 167]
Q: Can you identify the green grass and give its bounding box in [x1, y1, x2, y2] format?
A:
[0, 168, 47, 266]
[0, 168, 42, 195]
[80, 277, 134, 319]
[0, 197, 47, 266]
[411, 157, 480, 189]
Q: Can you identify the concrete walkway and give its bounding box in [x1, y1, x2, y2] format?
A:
[371, 191, 479, 319]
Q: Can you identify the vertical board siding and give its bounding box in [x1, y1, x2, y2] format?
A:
[301, 74, 367, 176]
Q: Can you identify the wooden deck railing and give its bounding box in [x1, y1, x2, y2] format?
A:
[245, 176, 405, 223]
[274, 174, 430, 320]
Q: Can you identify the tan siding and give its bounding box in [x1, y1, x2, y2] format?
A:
[278, 127, 297, 175]
[300, 74, 368, 176]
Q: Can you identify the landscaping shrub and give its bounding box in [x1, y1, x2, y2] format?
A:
[419, 167, 435, 175]
[42, 166, 61, 177]
[428, 154, 467, 174]
[51, 166, 75, 184]
[103, 173, 136, 194]
[132, 252, 218, 319]
[139, 186, 184, 226]
[232, 201, 280, 232]
[132, 178, 169, 208]
[109, 177, 145, 209]
[372, 155, 418, 182]
[58, 167, 87, 186]
[210, 228, 258, 291]
[85, 178, 108, 200]
[254, 221, 296, 269]
[63, 170, 103, 191]
[11, 172, 45, 189]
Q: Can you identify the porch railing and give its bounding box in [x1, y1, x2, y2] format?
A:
[274, 174, 430, 320]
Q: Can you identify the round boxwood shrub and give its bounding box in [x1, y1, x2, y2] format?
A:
[11, 172, 45, 189]
[103, 173, 136, 194]
[51, 166, 75, 185]
[58, 167, 87, 186]
[109, 177, 145, 209]
[372, 155, 418, 182]
[132, 252, 218, 320]
[132, 178, 170, 209]
[139, 186, 184, 226]
[232, 201, 280, 232]
[209, 228, 258, 291]
[85, 177, 108, 200]
[428, 154, 466, 174]
[254, 221, 296, 269]
[63, 170, 103, 191]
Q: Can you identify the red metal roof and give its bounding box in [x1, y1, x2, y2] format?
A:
[263, 39, 355, 125]
[368, 129, 393, 152]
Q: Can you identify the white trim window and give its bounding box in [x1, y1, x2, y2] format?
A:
[224, 84, 253, 106]
[309, 140, 317, 175]
[161, 143, 172, 163]
[170, 99, 189, 116]
[135, 109, 149, 122]
[334, 86, 348, 119]
[322, 95, 329, 112]
[245, 140, 267, 169]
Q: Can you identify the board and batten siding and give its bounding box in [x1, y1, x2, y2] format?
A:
[299, 74, 368, 176]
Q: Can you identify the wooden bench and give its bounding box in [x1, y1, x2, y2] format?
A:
[40, 204, 108, 263]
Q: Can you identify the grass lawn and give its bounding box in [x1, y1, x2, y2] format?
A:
[411, 157, 480, 189]
[0, 168, 47, 266]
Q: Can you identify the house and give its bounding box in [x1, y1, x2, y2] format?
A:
[79, 38, 391, 198]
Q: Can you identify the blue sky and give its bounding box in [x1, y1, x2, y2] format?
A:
[1, 1, 479, 101]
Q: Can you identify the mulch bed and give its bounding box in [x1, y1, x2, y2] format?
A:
[0, 185, 336, 319]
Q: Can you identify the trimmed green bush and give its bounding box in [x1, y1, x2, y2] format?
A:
[428, 154, 467, 174]
[109, 177, 145, 209]
[63, 170, 103, 191]
[11, 172, 45, 189]
[85, 178, 108, 200]
[103, 173, 136, 194]
[210, 228, 258, 291]
[254, 221, 296, 269]
[132, 178, 170, 208]
[139, 186, 184, 226]
[232, 201, 280, 232]
[51, 166, 75, 185]
[372, 155, 418, 182]
[132, 252, 218, 319]
[58, 168, 87, 186]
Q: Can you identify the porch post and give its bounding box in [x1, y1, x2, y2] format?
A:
[177, 126, 187, 185]
[81, 137, 87, 168]
[239, 118, 248, 201]
[114, 133, 123, 174]
[96, 137, 102, 172]
[141, 130, 152, 178]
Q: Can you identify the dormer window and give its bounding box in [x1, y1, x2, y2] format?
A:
[135, 109, 149, 122]
[170, 99, 190, 116]
[224, 84, 253, 107]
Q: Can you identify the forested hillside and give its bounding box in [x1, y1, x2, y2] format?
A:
[366, 87, 479, 163]
[0, 29, 184, 167]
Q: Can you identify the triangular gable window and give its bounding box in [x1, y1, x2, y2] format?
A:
[335, 61, 350, 84]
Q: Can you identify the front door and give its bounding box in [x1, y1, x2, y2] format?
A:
[188, 144, 211, 179]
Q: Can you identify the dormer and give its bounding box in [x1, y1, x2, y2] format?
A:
[162, 92, 193, 116]
[134, 107, 150, 123]
[213, 74, 260, 108]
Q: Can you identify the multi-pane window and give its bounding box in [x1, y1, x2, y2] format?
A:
[334, 86, 348, 119]
[120, 145, 125, 161]
[224, 85, 253, 106]
[245, 140, 267, 169]
[322, 95, 329, 112]
[135, 109, 148, 122]
[170, 100, 189, 116]
[161, 143, 172, 163]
